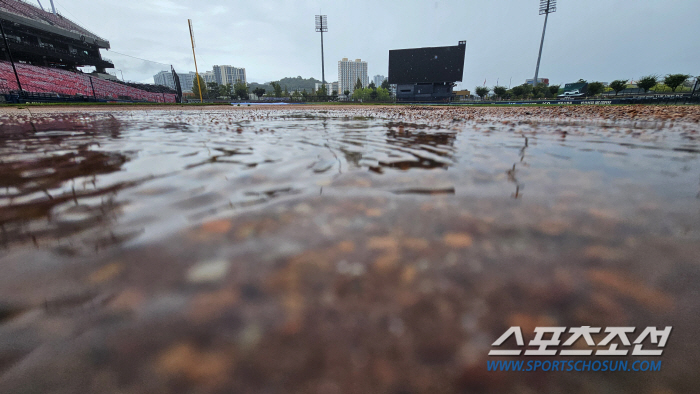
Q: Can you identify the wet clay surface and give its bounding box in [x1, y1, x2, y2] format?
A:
[1, 106, 699, 393]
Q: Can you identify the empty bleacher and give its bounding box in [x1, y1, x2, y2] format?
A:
[1, 0, 104, 42]
[0, 60, 176, 102]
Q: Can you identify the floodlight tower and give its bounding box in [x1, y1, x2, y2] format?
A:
[315, 15, 328, 92]
[533, 0, 556, 86]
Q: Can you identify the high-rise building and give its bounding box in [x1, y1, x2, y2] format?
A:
[373, 75, 386, 87]
[177, 72, 219, 94]
[338, 58, 369, 95]
[202, 71, 216, 84]
[178, 72, 197, 93]
[314, 81, 339, 94]
[176, 67, 247, 94]
[212, 65, 247, 86]
[153, 71, 176, 90]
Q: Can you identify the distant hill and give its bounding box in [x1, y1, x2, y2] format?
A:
[248, 82, 273, 93]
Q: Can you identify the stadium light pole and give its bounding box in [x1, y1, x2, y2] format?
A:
[0, 20, 23, 94]
[188, 19, 203, 103]
[315, 15, 327, 94]
[533, 0, 556, 87]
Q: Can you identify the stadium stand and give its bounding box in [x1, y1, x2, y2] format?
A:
[0, 1, 178, 103]
[123, 81, 177, 95]
[0, 0, 104, 42]
[0, 60, 177, 102]
[1, 0, 112, 70]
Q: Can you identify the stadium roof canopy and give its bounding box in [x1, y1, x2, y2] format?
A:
[0, 0, 109, 48]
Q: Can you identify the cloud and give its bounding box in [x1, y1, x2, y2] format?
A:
[54, 0, 700, 87]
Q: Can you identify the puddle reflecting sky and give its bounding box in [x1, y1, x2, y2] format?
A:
[2, 109, 698, 252]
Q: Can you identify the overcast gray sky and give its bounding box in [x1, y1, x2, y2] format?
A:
[51, 0, 700, 88]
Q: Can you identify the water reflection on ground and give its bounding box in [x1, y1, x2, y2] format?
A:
[0, 107, 699, 393]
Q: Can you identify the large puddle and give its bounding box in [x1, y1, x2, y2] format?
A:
[1, 108, 699, 393]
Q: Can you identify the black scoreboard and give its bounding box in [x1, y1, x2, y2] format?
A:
[388, 41, 466, 85]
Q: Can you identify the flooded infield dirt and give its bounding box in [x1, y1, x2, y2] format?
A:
[0, 105, 699, 393]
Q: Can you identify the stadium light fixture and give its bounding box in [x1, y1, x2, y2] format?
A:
[533, 0, 556, 87]
[539, 0, 557, 15]
[315, 15, 328, 90]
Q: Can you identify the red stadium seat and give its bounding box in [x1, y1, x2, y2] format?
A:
[1, 60, 176, 103]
